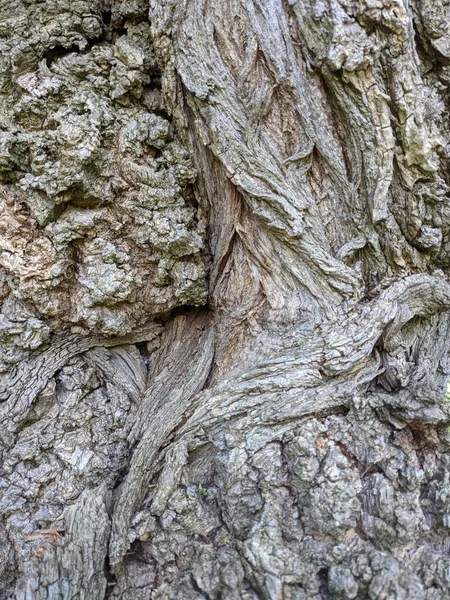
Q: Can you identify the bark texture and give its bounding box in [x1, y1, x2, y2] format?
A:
[1, 0, 450, 598]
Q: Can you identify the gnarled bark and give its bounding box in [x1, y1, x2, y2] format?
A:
[1, 0, 450, 598]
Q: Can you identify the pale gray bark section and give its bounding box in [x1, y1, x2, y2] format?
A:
[1, 0, 450, 599]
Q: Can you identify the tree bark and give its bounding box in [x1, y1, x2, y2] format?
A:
[1, 0, 450, 598]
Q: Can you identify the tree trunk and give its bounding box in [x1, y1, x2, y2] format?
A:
[1, 0, 450, 598]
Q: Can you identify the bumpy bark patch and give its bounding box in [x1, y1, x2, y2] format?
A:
[0, 0, 207, 338]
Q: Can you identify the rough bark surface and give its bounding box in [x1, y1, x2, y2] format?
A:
[1, 0, 450, 598]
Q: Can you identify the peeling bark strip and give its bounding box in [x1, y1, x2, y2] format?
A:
[1, 0, 450, 599]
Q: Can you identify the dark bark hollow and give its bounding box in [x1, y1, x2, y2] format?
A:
[1, 1, 450, 599]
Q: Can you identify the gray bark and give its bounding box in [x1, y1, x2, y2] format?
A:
[1, 0, 450, 598]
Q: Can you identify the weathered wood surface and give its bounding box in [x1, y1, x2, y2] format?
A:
[1, 0, 450, 598]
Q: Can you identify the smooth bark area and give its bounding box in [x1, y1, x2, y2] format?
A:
[1, 0, 450, 598]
